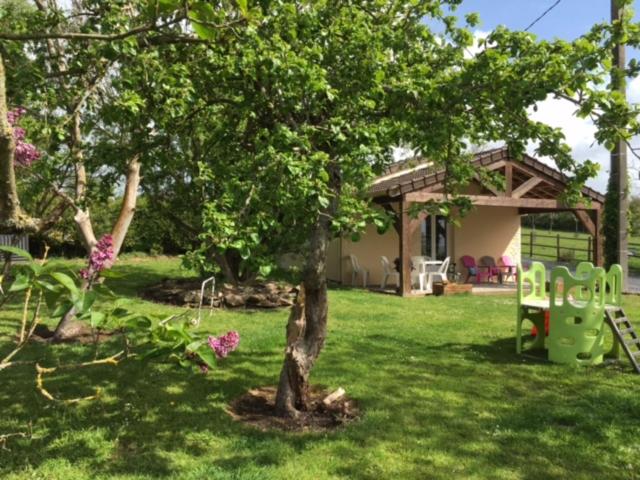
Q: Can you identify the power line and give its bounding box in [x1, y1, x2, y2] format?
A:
[524, 0, 564, 32]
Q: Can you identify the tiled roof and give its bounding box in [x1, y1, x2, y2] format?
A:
[369, 147, 605, 204]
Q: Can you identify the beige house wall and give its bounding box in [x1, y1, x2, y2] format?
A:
[339, 224, 401, 286]
[328, 203, 522, 285]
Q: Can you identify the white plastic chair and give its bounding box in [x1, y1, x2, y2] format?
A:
[410, 255, 427, 291]
[349, 254, 369, 287]
[380, 256, 399, 289]
[426, 256, 450, 293]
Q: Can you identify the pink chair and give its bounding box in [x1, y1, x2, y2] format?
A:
[479, 256, 502, 283]
[499, 255, 518, 282]
[460, 256, 493, 283]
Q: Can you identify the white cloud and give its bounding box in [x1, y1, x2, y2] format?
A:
[528, 84, 640, 195]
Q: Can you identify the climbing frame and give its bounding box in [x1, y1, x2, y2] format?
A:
[548, 266, 607, 367]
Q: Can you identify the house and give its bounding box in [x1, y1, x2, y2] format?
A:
[326, 147, 604, 296]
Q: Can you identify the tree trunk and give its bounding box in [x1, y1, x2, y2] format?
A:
[275, 214, 330, 417]
[0, 52, 36, 234]
[110, 155, 141, 257]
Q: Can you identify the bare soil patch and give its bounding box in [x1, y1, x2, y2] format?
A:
[31, 322, 117, 344]
[227, 385, 360, 433]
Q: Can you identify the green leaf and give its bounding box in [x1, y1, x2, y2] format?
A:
[51, 301, 73, 318]
[75, 290, 97, 314]
[197, 345, 218, 368]
[50, 272, 79, 294]
[0, 246, 32, 261]
[8, 272, 31, 292]
[124, 316, 153, 330]
[90, 311, 106, 328]
[236, 0, 249, 16]
[93, 283, 117, 298]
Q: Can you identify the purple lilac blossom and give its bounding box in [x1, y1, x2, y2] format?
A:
[7, 108, 40, 167]
[79, 234, 115, 280]
[208, 330, 240, 359]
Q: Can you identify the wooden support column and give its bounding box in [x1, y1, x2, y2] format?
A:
[594, 207, 604, 266]
[505, 163, 513, 197]
[399, 197, 412, 297]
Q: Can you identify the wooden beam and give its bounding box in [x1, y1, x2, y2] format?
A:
[473, 174, 502, 196]
[573, 209, 596, 237]
[505, 163, 513, 197]
[484, 160, 506, 171]
[404, 192, 597, 210]
[512, 177, 544, 199]
[399, 198, 412, 297]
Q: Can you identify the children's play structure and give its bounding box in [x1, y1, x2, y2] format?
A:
[516, 261, 640, 373]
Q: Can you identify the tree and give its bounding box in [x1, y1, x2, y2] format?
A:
[185, 0, 640, 418]
[0, 0, 244, 339]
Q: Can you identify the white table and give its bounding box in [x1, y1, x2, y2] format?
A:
[417, 260, 443, 273]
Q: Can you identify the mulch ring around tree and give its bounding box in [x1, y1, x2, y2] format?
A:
[140, 278, 297, 309]
[30, 322, 118, 344]
[227, 386, 360, 433]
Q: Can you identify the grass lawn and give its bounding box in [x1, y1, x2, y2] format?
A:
[2, 256, 640, 479]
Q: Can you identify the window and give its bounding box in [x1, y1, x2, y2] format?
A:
[421, 215, 448, 260]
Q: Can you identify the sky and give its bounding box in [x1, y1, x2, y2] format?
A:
[446, 0, 640, 194]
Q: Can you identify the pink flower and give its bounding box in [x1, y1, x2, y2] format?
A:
[79, 234, 115, 280]
[208, 330, 240, 359]
[7, 108, 40, 167]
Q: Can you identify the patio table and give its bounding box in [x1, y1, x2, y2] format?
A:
[417, 260, 442, 273]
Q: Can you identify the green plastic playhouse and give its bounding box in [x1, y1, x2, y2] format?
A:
[517, 261, 624, 367]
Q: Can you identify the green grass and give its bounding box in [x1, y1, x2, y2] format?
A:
[2, 256, 640, 479]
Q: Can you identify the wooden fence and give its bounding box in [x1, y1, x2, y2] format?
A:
[0, 234, 29, 262]
[522, 230, 640, 263]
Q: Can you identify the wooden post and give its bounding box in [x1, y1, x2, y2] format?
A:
[609, 1, 629, 282]
[505, 163, 513, 196]
[556, 234, 560, 261]
[399, 198, 412, 297]
[587, 236, 592, 262]
[594, 207, 604, 267]
[529, 231, 534, 258]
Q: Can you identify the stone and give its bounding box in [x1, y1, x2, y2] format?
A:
[224, 293, 246, 307]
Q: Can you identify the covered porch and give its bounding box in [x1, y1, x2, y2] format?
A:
[370, 148, 605, 297]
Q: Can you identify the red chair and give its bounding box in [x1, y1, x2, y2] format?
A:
[460, 256, 493, 283]
[499, 255, 518, 282]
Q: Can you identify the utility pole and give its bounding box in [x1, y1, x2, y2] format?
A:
[608, 0, 629, 285]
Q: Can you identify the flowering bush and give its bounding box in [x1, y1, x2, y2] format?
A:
[7, 108, 40, 167]
[80, 234, 115, 281]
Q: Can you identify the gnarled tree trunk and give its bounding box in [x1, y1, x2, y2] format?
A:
[275, 214, 330, 417]
[0, 52, 36, 234]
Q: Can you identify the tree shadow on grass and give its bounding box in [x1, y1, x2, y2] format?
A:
[1, 327, 639, 479]
[315, 332, 640, 479]
[0, 341, 325, 478]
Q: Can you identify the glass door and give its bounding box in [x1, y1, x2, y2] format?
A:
[421, 215, 448, 260]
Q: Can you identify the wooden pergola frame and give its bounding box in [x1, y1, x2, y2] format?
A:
[371, 148, 605, 297]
